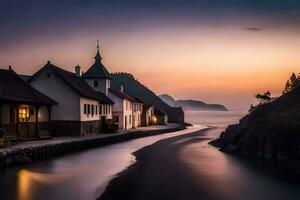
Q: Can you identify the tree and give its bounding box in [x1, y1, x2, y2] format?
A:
[290, 73, 298, 89]
[282, 73, 300, 94]
[255, 91, 272, 105]
[283, 80, 291, 94]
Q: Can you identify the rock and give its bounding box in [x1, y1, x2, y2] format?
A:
[211, 86, 300, 160]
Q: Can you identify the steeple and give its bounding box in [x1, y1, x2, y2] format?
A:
[94, 39, 102, 62]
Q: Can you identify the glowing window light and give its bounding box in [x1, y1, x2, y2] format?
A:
[152, 116, 157, 124]
[19, 105, 30, 121]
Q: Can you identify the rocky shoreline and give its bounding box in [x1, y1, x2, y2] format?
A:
[0, 125, 186, 169]
[210, 86, 300, 160]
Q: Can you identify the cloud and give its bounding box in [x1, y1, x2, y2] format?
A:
[244, 27, 262, 32]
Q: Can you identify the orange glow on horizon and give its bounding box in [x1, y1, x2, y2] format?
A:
[1, 25, 299, 110]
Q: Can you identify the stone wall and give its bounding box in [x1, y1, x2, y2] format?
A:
[0, 125, 186, 168]
[52, 121, 81, 136]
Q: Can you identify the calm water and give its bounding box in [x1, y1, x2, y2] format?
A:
[1, 111, 300, 200]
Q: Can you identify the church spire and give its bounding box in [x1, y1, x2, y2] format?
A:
[94, 39, 102, 62]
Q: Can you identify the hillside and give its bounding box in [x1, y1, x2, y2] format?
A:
[158, 94, 180, 107]
[211, 86, 300, 160]
[159, 94, 228, 111]
[110, 73, 184, 123]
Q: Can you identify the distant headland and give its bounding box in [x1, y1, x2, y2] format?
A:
[159, 94, 228, 111]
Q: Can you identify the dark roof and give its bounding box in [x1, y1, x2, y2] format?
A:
[109, 88, 134, 101]
[19, 74, 32, 82]
[97, 92, 114, 104]
[82, 51, 111, 79]
[143, 103, 154, 110]
[134, 98, 144, 104]
[0, 69, 56, 105]
[154, 108, 167, 116]
[29, 62, 114, 104]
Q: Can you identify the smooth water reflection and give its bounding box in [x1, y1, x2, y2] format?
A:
[0, 125, 205, 200]
[180, 129, 300, 200]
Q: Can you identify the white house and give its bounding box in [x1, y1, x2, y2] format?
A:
[132, 99, 143, 128]
[108, 87, 134, 130]
[28, 61, 114, 136]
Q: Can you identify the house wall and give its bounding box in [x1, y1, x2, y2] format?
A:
[1, 105, 11, 124]
[108, 92, 123, 112]
[112, 111, 123, 129]
[85, 79, 110, 95]
[156, 115, 168, 125]
[123, 99, 133, 130]
[142, 106, 154, 126]
[80, 97, 100, 121]
[27, 105, 36, 122]
[133, 103, 143, 128]
[30, 68, 81, 121]
[108, 92, 133, 130]
[99, 104, 113, 119]
[38, 106, 49, 122]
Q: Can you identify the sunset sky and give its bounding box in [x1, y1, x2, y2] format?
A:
[1, 0, 300, 110]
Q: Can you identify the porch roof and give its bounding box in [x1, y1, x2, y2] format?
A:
[0, 69, 57, 105]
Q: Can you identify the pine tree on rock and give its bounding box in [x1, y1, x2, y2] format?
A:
[283, 80, 291, 94]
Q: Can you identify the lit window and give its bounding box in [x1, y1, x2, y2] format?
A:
[19, 105, 30, 122]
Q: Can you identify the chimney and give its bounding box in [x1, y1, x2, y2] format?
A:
[120, 85, 124, 93]
[8, 65, 12, 70]
[47, 60, 51, 64]
[75, 65, 81, 77]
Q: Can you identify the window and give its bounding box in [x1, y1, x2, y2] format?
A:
[88, 104, 90, 115]
[91, 105, 94, 117]
[129, 115, 132, 124]
[108, 105, 110, 114]
[94, 80, 98, 87]
[105, 105, 107, 114]
[84, 104, 87, 114]
[95, 105, 98, 114]
[99, 105, 102, 115]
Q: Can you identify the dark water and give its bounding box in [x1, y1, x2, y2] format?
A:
[1, 111, 300, 200]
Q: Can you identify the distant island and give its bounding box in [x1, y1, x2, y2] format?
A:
[159, 94, 228, 111]
[211, 73, 300, 160]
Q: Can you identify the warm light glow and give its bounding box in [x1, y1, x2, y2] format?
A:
[18, 170, 33, 200]
[19, 105, 30, 122]
[152, 116, 157, 124]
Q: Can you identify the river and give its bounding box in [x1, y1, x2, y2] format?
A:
[1, 110, 300, 200]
